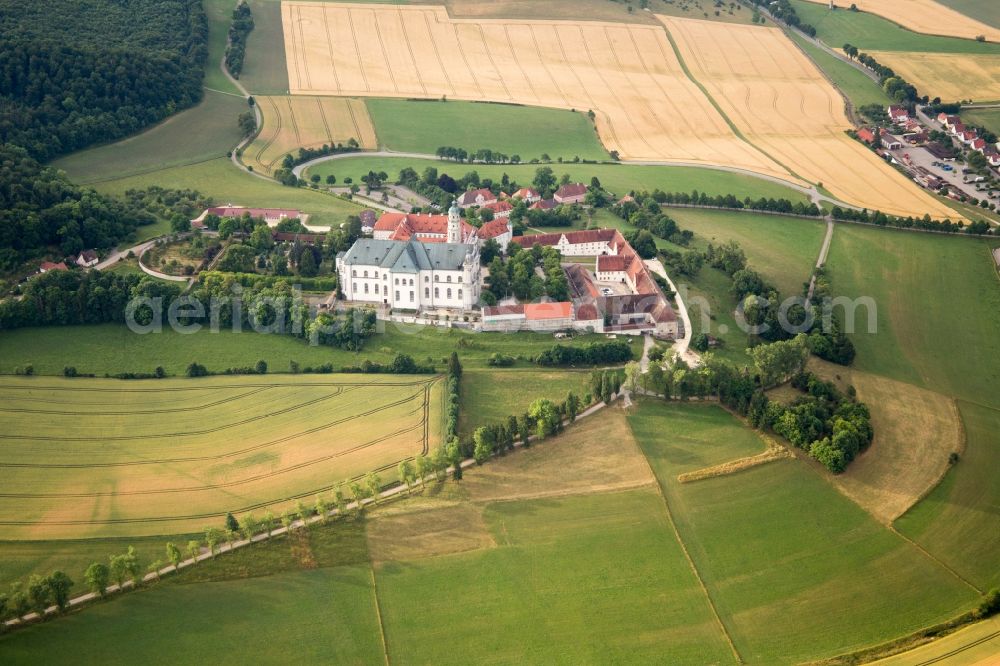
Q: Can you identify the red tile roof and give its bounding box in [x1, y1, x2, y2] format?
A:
[554, 183, 588, 199]
[597, 255, 627, 272]
[478, 219, 511, 239]
[529, 198, 556, 210]
[483, 304, 525, 318]
[575, 303, 601, 321]
[857, 128, 876, 144]
[483, 200, 513, 213]
[40, 261, 68, 272]
[513, 187, 539, 199]
[512, 229, 620, 248]
[457, 188, 496, 206]
[374, 213, 476, 242]
[524, 302, 573, 320]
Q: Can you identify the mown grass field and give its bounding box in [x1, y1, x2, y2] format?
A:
[790, 0, 1000, 53]
[51, 91, 247, 185]
[0, 374, 443, 539]
[89, 157, 363, 227]
[0, 324, 616, 376]
[365, 99, 609, 161]
[305, 156, 813, 204]
[458, 368, 592, 435]
[895, 400, 1000, 590]
[824, 223, 1000, 404]
[788, 31, 893, 108]
[628, 399, 979, 664]
[962, 108, 1000, 136]
[936, 0, 1000, 30]
[239, 0, 290, 94]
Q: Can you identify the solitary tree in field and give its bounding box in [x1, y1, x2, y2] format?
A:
[166, 543, 182, 571]
[85, 562, 110, 597]
[225, 512, 240, 533]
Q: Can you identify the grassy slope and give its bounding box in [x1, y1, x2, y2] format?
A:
[89, 158, 363, 227]
[51, 92, 247, 185]
[790, 0, 1000, 53]
[202, 0, 243, 95]
[366, 98, 609, 161]
[306, 156, 813, 204]
[0, 324, 618, 375]
[239, 0, 289, 95]
[788, 31, 893, 107]
[629, 400, 978, 664]
[375, 489, 737, 665]
[895, 400, 1000, 589]
[934, 0, 1000, 30]
[458, 368, 592, 435]
[961, 108, 1000, 136]
[824, 223, 1000, 404]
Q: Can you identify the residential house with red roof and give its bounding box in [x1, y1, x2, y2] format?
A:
[477, 218, 513, 251]
[456, 188, 497, 208]
[482, 200, 513, 219]
[553, 183, 588, 204]
[887, 105, 909, 123]
[75, 249, 99, 268]
[39, 261, 68, 273]
[512, 187, 541, 203]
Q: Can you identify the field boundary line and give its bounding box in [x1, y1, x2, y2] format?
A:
[369, 565, 392, 666]
[889, 525, 984, 595]
[626, 405, 744, 664]
[655, 18, 806, 187]
[202, 86, 246, 98]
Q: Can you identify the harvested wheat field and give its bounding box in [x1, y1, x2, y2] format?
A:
[0, 375, 442, 540]
[807, 360, 963, 524]
[247, 95, 376, 174]
[800, 0, 1000, 42]
[661, 16, 959, 219]
[280, 1, 792, 179]
[869, 51, 1000, 102]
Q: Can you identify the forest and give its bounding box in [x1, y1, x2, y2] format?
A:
[0, 0, 207, 160]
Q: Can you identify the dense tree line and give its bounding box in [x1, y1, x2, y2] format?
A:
[829, 206, 988, 234]
[618, 188, 822, 217]
[747, 0, 817, 36]
[224, 1, 254, 79]
[435, 146, 523, 164]
[842, 44, 921, 104]
[0, 0, 207, 160]
[535, 340, 633, 367]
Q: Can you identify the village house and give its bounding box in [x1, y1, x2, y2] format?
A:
[553, 183, 588, 204]
[359, 209, 377, 235]
[512, 187, 541, 203]
[75, 250, 99, 268]
[482, 200, 513, 219]
[477, 219, 513, 252]
[880, 130, 903, 150]
[887, 105, 909, 123]
[39, 261, 68, 273]
[530, 198, 557, 211]
[456, 188, 497, 208]
[857, 127, 877, 145]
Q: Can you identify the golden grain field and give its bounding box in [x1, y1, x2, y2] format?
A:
[247, 95, 377, 174]
[869, 51, 1000, 102]
[0, 375, 443, 539]
[280, 1, 792, 179]
[799, 0, 1000, 42]
[660, 16, 959, 219]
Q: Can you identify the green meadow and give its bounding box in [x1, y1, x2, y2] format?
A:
[788, 31, 893, 108]
[628, 400, 978, 664]
[790, 0, 1000, 52]
[238, 0, 290, 95]
[961, 108, 1000, 136]
[458, 368, 593, 435]
[935, 0, 1000, 29]
[366, 98, 609, 161]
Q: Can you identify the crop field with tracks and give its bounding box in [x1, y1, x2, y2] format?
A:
[868, 51, 1000, 102]
[246, 95, 377, 174]
[0, 375, 443, 540]
[798, 0, 1000, 42]
[661, 16, 958, 219]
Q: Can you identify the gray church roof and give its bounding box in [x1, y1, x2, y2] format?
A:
[342, 239, 472, 273]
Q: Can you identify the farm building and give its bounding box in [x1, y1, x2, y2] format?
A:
[191, 206, 307, 228]
[857, 128, 877, 145]
[75, 250, 99, 268]
[456, 188, 497, 208]
[530, 198, 557, 211]
[39, 261, 68, 273]
[553, 183, 588, 204]
[887, 106, 909, 123]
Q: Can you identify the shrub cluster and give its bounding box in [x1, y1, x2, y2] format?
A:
[445, 352, 462, 440]
[224, 1, 254, 78]
[341, 354, 435, 375]
[535, 340, 633, 367]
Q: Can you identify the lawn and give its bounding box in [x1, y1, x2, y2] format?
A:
[0, 567, 384, 664]
[790, 0, 1000, 53]
[668, 209, 824, 297]
[824, 223, 1000, 405]
[374, 489, 737, 665]
[935, 0, 1000, 30]
[365, 98, 609, 161]
[458, 368, 592, 435]
[961, 108, 1000, 136]
[895, 400, 1000, 590]
[305, 156, 814, 204]
[88, 157, 364, 227]
[628, 399, 979, 664]
[239, 0, 290, 95]
[0, 323, 616, 375]
[0, 374, 443, 539]
[50, 91, 248, 185]
[788, 31, 893, 108]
